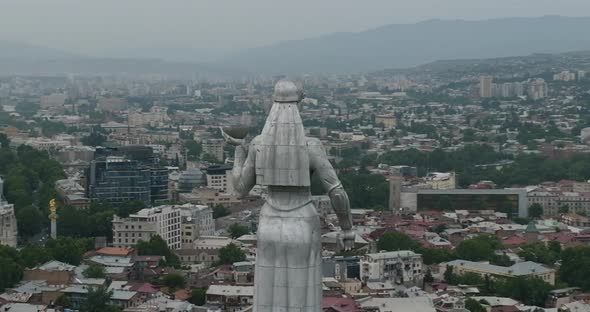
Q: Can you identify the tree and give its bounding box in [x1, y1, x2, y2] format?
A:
[20, 244, 51, 268]
[84, 265, 106, 278]
[558, 205, 570, 214]
[455, 235, 500, 262]
[560, 246, 590, 290]
[465, 298, 486, 312]
[212, 204, 231, 219]
[16, 205, 43, 237]
[160, 273, 186, 290]
[496, 277, 553, 306]
[54, 294, 72, 309]
[185, 140, 202, 160]
[81, 132, 107, 147]
[217, 243, 246, 265]
[528, 204, 543, 219]
[45, 237, 93, 265]
[228, 223, 250, 239]
[376, 232, 421, 252]
[0, 133, 9, 148]
[423, 268, 434, 284]
[136, 235, 181, 268]
[189, 288, 207, 306]
[82, 286, 120, 312]
[443, 265, 458, 284]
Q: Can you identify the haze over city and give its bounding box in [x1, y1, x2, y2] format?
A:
[2, 0, 590, 62]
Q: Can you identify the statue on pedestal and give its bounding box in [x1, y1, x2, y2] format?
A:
[222, 80, 354, 312]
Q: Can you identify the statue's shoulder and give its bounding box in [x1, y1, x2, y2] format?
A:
[250, 135, 262, 145]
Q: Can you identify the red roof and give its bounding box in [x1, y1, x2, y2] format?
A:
[502, 235, 527, 247]
[96, 247, 133, 256]
[322, 297, 362, 312]
[130, 283, 159, 294]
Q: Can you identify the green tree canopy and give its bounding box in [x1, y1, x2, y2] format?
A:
[228, 223, 250, 239]
[189, 288, 207, 306]
[528, 203, 544, 219]
[217, 243, 246, 265]
[83, 265, 106, 278]
[465, 298, 486, 312]
[455, 235, 501, 262]
[160, 273, 186, 290]
[136, 235, 181, 268]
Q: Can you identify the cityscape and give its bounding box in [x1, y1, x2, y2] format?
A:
[3, 2, 590, 312]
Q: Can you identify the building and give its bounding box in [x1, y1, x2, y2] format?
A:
[202, 139, 225, 162]
[375, 115, 397, 129]
[112, 205, 182, 250]
[206, 285, 254, 312]
[40, 93, 67, 109]
[424, 172, 456, 190]
[360, 251, 423, 285]
[177, 168, 206, 193]
[178, 204, 215, 248]
[443, 260, 555, 285]
[23, 260, 75, 285]
[0, 177, 17, 247]
[206, 165, 234, 194]
[480, 76, 493, 98]
[528, 78, 548, 100]
[87, 146, 168, 206]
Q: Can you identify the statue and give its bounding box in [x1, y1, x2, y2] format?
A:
[48, 199, 58, 239]
[222, 80, 354, 312]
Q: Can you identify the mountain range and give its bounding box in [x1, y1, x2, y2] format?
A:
[3, 16, 590, 76]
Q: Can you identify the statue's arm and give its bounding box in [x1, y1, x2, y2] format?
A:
[231, 138, 257, 196]
[308, 138, 353, 230]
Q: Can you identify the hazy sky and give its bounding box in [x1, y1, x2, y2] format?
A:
[2, 0, 590, 61]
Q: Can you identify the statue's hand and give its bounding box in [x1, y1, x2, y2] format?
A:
[337, 230, 355, 252]
[220, 127, 245, 146]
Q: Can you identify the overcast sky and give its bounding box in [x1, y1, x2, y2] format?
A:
[2, 0, 590, 61]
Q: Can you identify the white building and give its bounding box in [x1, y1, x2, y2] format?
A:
[360, 250, 423, 285]
[0, 178, 17, 247]
[528, 78, 548, 100]
[112, 205, 182, 250]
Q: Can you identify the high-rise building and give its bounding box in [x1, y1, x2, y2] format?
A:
[112, 205, 182, 250]
[0, 178, 17, 248]
[87, 146, 168, 206]
[479, 76, 493, 98]
[528, 78, 548, 100]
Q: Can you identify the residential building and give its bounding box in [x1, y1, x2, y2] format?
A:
[480, 76, 493, 98]
[528, 78, 548, 100]
[112, 205, 182, 250]
[206, 165, 234, 194]
[360, 250, 423, 285]
[0, 177, 17, 248]
[202, 139, 225, 162]
[442, 260, 555, 285]
[206, 285, 254, 312]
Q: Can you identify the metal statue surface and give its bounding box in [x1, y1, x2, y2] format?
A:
[222, 80, 354, 312]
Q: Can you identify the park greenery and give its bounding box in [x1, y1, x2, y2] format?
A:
[0, 237, 94, 291]
[217, 243, 246, 265]
[136, 235, 181, 268]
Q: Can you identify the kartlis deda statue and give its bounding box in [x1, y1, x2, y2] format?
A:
[221, 80, 354, 312]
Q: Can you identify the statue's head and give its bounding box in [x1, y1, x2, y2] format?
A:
[273, 80, 303, 103]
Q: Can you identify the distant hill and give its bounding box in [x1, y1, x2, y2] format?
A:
[219, 16, 590, 74]
[0, 41, 241, 79]
[0, 41, 83, 60]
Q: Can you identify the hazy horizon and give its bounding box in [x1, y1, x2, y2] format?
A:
[2, 0, 590, 62]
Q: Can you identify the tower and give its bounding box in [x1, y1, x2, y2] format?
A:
[389, 175, 402, 214]
[480, 76, 493, 98]
[48, 199, 58, 239]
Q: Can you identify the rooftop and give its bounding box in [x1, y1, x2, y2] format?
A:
[445, 260, 553, 276]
